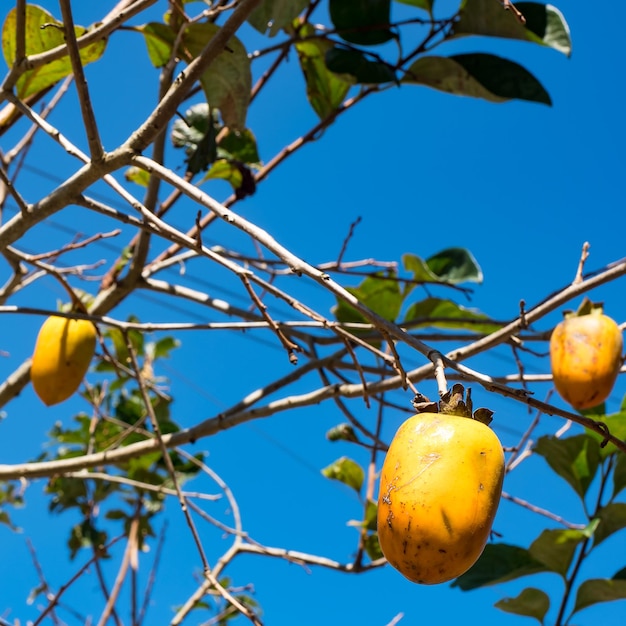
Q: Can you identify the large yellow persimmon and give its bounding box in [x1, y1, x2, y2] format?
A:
[377, 406, 504, 585]
[550, 300, 623, 410]
[31, 316, 97, 406]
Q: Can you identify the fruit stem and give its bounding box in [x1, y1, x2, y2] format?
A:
[572, 241, 590, 285]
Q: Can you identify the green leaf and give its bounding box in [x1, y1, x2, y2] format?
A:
[425, 247, 483, 284]
[534, 434, 601, 498]
[403, 297, 501, 333]
[181, 23, 251, 130]
[124, 166, 151, 187]
[495, 587, 550, 625]
[403, 54, 551, 105]
[364, 533, 384, 560]
[614, 452, 626, 497]
[394, 0, 432, 11]
[218, 128, 261, 165]
[248, 0, 309, 36]
[172, 102, 218, 173]
[572, 579, 626, 615]
[152, 336, 180, 360]
[326, 423, 359, 443]
[517, 3, 572, 56]
[325, 47, 396, 84]
[585, 404, 626, 457]
[452, 544, 549, 590]
[333, 273, 404, 325]
[2, 5, 107, 99]
[321, 456, 364, 493]
[454, 0, 571, 57]
[529, 527, 591, 578]
[204, 159, 257, 199]
[402, 253, 442, 285]
[295, 25, 352, 118]
[594, 503, 626, 547]
[138, 22, 175, 67]
[329, 0, 394, 46]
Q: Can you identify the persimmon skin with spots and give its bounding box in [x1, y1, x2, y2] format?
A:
[377, 413, 504, 585]
[550, 312, 623, 410]
[31, 316, 97, 406]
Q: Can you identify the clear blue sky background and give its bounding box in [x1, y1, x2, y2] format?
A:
[0, 1, 625, 625]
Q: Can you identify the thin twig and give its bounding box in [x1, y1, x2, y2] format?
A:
[32, 536, 124, 626]
[59, 0, 104, 161]
[573, 241, 590, 285]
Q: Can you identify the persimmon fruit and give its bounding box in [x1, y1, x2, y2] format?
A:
[31, 315, 97, 406]
[550, 300, 623, 410]
[377, 387, 504, 585]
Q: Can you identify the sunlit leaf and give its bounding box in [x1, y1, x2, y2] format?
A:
[152, 336, 180, 360]
[529, 527, 592, 578]
[534, 434, 601, 498]
[321, 456, 364, 493]
[394, 0, 432, 11]
[182, 23, 251, 130]
[204, 159, 256, 199]
[138, 22, 175, 67]
[171, 103, 218, 173]
[364, 533, 384, 560]
[326, 423, 359, 443]
[593, 503, 626, 547]
[333, 273, 404, 325]
[584, 404, 626, 457]
[124, 166, 151, 187]
[403, 54, 551, 105]
[454, 0, 571, 57]
[329, 0, 393, 45]
[426, 247, 483, 284]
[296, 25, 352, 118]
[248, 0, 309, 36]
[2, 5, 107, 98]
[572, 579, 626, 615]
[403, 297, 501, 333]
[218, 128, 261, 165]
[452, 544, 548, 590]
[495, 587, 550, 625]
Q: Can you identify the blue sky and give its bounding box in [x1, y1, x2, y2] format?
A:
[0, 1, 625, 625]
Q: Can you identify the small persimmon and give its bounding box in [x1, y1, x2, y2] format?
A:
[550, 300, 623, 410]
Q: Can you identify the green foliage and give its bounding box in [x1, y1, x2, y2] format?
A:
[456, 407, 626, 622]
[333, 247, 499, 335]
[453, 544, 549, 590]
[1, 5, 106, 98]
[40, 325, 203, 560]
[325, 47, 397, 84]
[455, 0, 572, 57]
[295, 24, 352, 118]
[534, 434, 601, 498]
[321, 456, 364, 493]
[329, 0, 394, 46]
[5, 2, 624, 624]
[0, 481, 24, 530]
[403, 54, 551, 105]
[495, 587, 550, 625]
[248, 0, 309, 37]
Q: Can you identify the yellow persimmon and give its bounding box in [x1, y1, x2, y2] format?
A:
[550, 301, 623, 410]
[377, 411, 504, 585]
[31, 316, 97, 406]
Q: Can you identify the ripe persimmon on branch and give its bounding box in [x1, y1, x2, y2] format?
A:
[0, 2, 624, 625]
